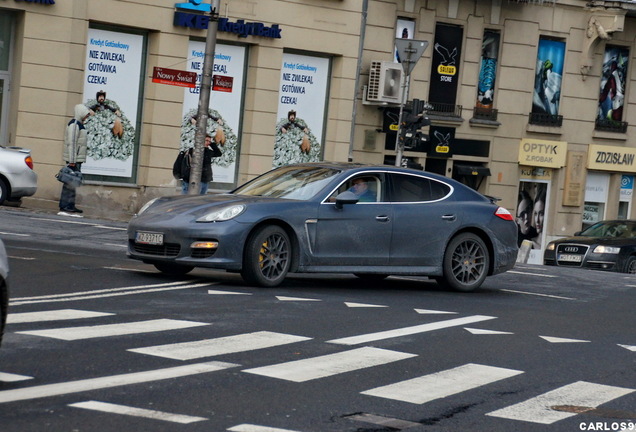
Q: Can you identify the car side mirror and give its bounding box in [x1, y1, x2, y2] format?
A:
[334, 191, 359, 209]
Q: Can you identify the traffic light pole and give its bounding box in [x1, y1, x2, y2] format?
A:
[188, 0, 220, 195]
[394, 72, 411, 167]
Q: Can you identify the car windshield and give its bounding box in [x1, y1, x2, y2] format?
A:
[580, 221, 636, 238]
[233, 166, 341, 200]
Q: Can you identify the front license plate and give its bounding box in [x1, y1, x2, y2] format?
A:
[558, 253, 582, 262]
[136, 231, 164, 245]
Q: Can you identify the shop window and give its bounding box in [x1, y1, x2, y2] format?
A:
[583, 172, 610, 230]
[529, 37, 565, 127]
[596, 45, 629, 133]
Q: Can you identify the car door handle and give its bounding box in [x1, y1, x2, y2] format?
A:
[442, 214, 456, 221]
[376, 215, 390, 222]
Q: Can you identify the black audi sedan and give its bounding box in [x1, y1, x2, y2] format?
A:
[128, 162, 518, 291]
[544, 219, 636, 273]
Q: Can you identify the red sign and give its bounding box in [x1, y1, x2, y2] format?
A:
[213, 75, 234, 92]
[152, 67, 197, 88]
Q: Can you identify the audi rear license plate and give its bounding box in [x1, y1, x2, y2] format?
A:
[558, 253, 582, 262]
[136, 231, 164, 245]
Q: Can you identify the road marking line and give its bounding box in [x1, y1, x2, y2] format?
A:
[540, 336, 590, 343]
[17, 319, 209, 341]
[103, 266, 158, 273]
[208, 289, 252, 295]
[129, 331, 312, 360]
[414, 309, 457, 315]
[0, 361, 237, 404]
[500, 289, 575, 300]
[508, 270, 557, 278]
[243, 347, 416, 383]
[327, 315, 496, 345]
[486, 381, 635, 424]
[0, 232, 31, 237]
[618, 344, 636, 352]
[344, 413, 422, 429]
[69, 400, 207, 424]
[7, 309, 114, 324]
[345, 302, 387, 308]
[464, 328, 514, 335]
[9, 282, 212, 306]
[35, 218, 126, 230]
[0, 372, 33, 382]
[275, 296, 321, 302]
[228, 424, 301, 432]
[361, 363, 523, 404]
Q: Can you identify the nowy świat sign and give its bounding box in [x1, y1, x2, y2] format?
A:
[174, 0, 282, 38]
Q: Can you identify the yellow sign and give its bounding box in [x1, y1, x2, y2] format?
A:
[389, 123, 398, 131]
[518, 139, 567, 168]
[437, 65, 456, 75]
[587, 144, 636, 173]
[436, 145, 450, 153]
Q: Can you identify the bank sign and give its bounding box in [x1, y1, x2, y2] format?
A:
[174, 0, 282, 37]
[518, 138, 567, 168]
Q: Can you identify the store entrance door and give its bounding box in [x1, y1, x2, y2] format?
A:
[0, 75, 9, 144]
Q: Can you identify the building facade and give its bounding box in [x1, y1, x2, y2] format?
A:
[1, 0, 636, 264]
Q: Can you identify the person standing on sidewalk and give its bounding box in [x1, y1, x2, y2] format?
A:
[58, 104, 92, 217]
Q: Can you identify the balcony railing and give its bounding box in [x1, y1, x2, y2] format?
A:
[595, 118, 628, 133]
[425, 102, 463, 118]
[472, 106, 498, 121]
[528, 112, 563, 127]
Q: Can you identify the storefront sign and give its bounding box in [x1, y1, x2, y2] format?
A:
[562, 151, 586, 207]
[152, 67, 197, 88]
[13, 0, 55, 5]
[173, 1, 282, 37]
[213, 75, 233, 92]
[518, 138, 567, 168]
[587, 144, 636, 173]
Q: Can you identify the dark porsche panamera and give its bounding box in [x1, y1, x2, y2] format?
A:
[544, 219, 636, 273]
[127, 163, 518, 291]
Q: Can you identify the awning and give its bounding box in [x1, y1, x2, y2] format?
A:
[455, 165, 491, 176]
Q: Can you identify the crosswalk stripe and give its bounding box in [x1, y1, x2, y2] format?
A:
[16, 319, 209, 341]
[327, 315, 496, 345]
[486, 381, 635, 424]
[0, 361, 238, 404]
[361, 363, 523, 404]
[228, 424, 301, 432]
[243, 347, 416, 382]
[7, 309, 114, 324]
[69, 400, 207, 424]
[128, 331, 312, 360]
[0, 372, 33, 382]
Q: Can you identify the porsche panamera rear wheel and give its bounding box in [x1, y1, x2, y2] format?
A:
[242, 225, 291, 287]
[438, 232, 489, 292]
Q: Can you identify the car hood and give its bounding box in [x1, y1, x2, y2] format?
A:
[554, 236, 635, 246]
[136, 193, 302, 218]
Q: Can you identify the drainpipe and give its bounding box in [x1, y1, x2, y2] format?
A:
[348, 0, 369, 162]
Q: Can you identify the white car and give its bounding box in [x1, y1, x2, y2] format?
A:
[0, 144, 38, 206]
[0, 238, 8, 347]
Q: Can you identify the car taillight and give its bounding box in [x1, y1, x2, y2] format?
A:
[25, 156, 34, 170]
[494, 206, 513, 221]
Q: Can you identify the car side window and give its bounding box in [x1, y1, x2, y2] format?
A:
[389, 174, 450, 202]
[328, 174, 384, 203]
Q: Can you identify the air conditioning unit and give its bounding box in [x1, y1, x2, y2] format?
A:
[367, 61, 404, 103]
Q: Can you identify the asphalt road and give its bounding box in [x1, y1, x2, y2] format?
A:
[0, 206, 635, 432]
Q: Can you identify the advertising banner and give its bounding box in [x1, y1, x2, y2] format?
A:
[82, 28, 145, 179]
[273, 53, 330, 167]
[182, 42, 246, 186]
[517, 179, 549, 264]
[532, 38, 565, 116]
[428, 23, 462, 106]
[598, 46, 629, 123]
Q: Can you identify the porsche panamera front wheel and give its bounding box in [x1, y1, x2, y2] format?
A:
[242, 225, 291, 287]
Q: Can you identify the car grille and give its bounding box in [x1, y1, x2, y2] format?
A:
[191, 249, 216, 259]
[131, 241, 181, 257]
[555, 243, 589, 267]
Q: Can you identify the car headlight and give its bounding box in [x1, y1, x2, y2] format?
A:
[136, 198, 159, 216]
[197, 204, 245, 222]
[593, 245, 620, 254]
[546, 242, 555, 251]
